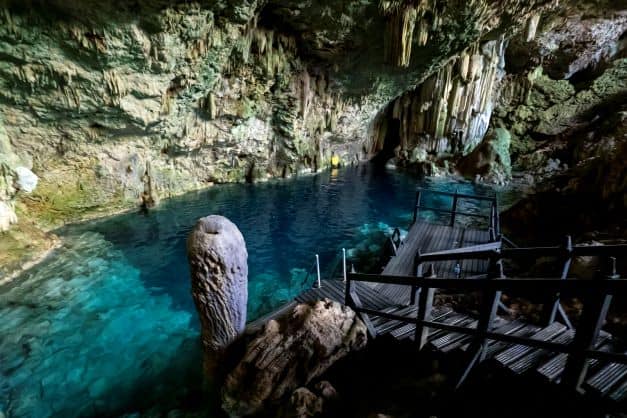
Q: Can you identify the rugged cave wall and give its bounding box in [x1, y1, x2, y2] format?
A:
[369, 37, 507, 174]
[492, 6, 627, 177]
[368, 1, 627, 186]
[0, 0, 569, 231]
[0, 3, 370, 230]
[1, 0, 619, 277]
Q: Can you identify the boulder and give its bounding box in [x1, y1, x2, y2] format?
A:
[222, 299, 367, 417]
[457, 127, 511, 184]
[0, 201, 18, 232]
[187, 215, 248, 375]
[14, 166, 38, 193]
[279, 388, 323, 418]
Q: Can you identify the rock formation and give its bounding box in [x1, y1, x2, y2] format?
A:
[457, 126, 512, 184]
[370, 38, 507, 170]
[222, 299, 367, 417]
[187, 215, 248, 375]
[0, 117, 37, 231]
[0, 0, 624, 276]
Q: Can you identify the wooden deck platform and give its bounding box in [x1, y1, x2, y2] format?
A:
[247, 188, 627, 404]
[374, 222, 491, 304]
[258, 278, 627, 403]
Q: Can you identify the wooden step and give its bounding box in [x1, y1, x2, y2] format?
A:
[375, 306, 452, 336]
[371, 306, 410, 327]
[484, 324, 542, 359]
[430, 319, 478, 353]
[508, 330, 575, 375]
[494, 322, 567, 367]
[390, 312, 467, 341]
[584, 355, 627, 396]
[536, 335, 611, 383]
[459, 319, 526, 352]
[608, 378, 627, 402]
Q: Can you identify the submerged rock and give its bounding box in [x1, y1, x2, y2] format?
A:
[222, 299, 367, 417]
[457, 126, 512, 185]
[187, 215, 248, 375]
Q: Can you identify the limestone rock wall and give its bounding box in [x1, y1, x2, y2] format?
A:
[492, 7, 627, 175]
[0, 0, 576, 232]
[0, 3, 374, 229]
[369, 38, 507, 170]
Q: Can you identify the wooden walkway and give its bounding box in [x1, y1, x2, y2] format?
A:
[261, 277, 627, 402]
[248, 188, 627, 404]
[374, 222, 491, 304]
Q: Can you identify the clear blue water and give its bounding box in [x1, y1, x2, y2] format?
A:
[0, 166, 509, 417]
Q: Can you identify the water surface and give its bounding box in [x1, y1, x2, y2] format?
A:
[0, 166, 510, 417]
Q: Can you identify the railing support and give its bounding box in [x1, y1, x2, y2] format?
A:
[450, 189, 459, 227]
[542, 235, 573, 327]
[415, 264, 436, 349]
[342, 248, 347, 282]
[315, 254, 321, 288]
[457, 257, 504, 388]
[413, 190, 422, 224]
[561, 257, 618, 392]
[489, 204, 496, 241]
[410, 249, 423, 306]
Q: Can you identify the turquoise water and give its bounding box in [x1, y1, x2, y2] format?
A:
[0, 166, 507, 417]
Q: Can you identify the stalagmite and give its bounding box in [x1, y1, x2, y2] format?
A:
[187, 215, 248, 376]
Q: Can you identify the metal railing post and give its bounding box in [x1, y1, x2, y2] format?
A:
[450, 189, 458, 227]
[489, 203, 496, 241]
[494, 196, 500, 237]
[561, 257, 618, 392]
[413, 189, 422, 224]
[315, 254, 321, 288]
[542, 235, 573, 327]
[342, 248, 347, 282]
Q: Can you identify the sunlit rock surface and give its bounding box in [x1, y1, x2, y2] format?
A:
[222, 299, 366, 417]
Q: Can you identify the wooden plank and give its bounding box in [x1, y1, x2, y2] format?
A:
[536, 335, 612, 383]
[390, 312, 465, 341]
[584, 356, 627, 395]
[431, 319, 478, 352]
[609, 378, 627, 402]
[494, 323, 567, 366]
[484, 324, 541, 359]
[460, 319, 525, 352]
[508, 330, 575, 375]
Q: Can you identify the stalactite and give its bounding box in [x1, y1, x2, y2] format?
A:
[382, 4, 418, 67]
[374, 37, 507, 158]
[525, 14, 541, 42]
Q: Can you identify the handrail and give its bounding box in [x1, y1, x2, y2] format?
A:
[412, 243, 627, 263]
[352, 304, 626, 363]
[416, 187, 496, 203]
[418, 241, 502, 261]
[502, 244, 627, 258]
[416, 205, 491, 219]
[347, 273, 627, 295]
[413, 188, 498, 232]
[345, 262, 627, 391]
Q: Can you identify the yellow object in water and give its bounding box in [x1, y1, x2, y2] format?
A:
[331, 155, 340, 167]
